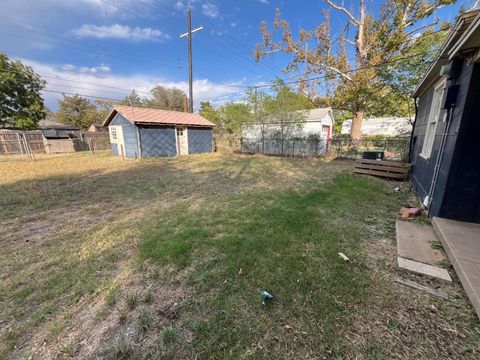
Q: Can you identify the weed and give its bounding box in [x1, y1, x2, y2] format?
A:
[105, 289, 119, 307]
[106, 339, 134, 360]
[156, 326, 177, 356]
[138, 310, 153, 333]
[59, 340, 75, 357]
[125, 293, 139, 310]
[143, 291, 154, 304]
[117, 308, 128, 324]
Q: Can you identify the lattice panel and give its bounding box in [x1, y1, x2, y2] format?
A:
[140, 127, 177, 158]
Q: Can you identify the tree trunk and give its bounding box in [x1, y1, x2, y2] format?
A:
[351, 110, 363, 140]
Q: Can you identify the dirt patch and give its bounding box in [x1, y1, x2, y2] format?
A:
[12, 262, 192, 359]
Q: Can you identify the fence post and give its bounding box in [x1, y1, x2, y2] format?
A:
[292, 140, 295, 157]
[16, 133, 23, 154]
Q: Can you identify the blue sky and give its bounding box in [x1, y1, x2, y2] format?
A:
[1, 0, 470, 110]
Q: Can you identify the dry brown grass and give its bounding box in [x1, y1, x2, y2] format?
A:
[0, 151, 478, 359]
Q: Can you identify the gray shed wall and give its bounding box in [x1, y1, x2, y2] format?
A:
[110, 113, 139, 158]
[187, 127, 213, 154]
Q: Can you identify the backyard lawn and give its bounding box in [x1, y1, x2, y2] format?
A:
[0, 152, 479, 359]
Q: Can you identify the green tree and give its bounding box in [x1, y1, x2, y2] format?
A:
[199, 101, 222, 126]
[255, 0, 455, 139]
[219, 103, 252, 134]
[94, 99, 116, 120]
[121, 90, 143, 107]
[145, 86, 186, 111]
[262, 79, 314, 139]
[0, 53, 46, 129]
[56, 95, 101, 130]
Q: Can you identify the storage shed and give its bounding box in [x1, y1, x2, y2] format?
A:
[103, 105, 216, 159]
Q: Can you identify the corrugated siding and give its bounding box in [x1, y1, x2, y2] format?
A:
[110, 113, 139, 158]
[411, 59, 473, 217]
[187, 127, 213, 154]
[139, 126, 177, 158]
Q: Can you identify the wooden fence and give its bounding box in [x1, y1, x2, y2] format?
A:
[0, 130, 110, 156]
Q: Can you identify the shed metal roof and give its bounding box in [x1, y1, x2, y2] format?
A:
[103, 105, 216, 127]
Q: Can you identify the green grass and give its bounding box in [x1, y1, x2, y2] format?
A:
[1, 152, 479, 359]
[137, 174, 402, 357]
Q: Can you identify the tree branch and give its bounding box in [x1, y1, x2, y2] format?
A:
[324, 0, 359, 26]
[405, 20, 439, 37]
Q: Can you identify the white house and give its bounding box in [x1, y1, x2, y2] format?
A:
[341, 117, 412, 136]
[241, 108, 334, 156]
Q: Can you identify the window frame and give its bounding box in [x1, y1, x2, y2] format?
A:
[109, 126, 119, 143]
[420, 78, 447, 159]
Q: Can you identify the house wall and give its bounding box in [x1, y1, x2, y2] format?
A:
[411, 59, 474, 218]
[110, 113, 139, 158]
[439, 63, 480, 223]
[139, 126, 177, 158]
[187, 127, 213, 154]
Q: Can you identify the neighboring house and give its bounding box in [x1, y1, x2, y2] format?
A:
[241, 108, 334, 155]
[38, 119, 81, 153]
[103, 105, 216, 159]
[410, 8, 480, 224]
[341, 117, 412, 136]
[88, 124, 107, 132]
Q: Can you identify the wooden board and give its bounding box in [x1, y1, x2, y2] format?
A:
[354, 159, 411, 180]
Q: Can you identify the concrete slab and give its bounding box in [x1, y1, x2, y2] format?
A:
[398, 256, 452, 282]
[396, 220, 445, 265]
[433, 217, 480, 319]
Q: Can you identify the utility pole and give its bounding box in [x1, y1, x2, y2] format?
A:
[180, 7, 203, 113]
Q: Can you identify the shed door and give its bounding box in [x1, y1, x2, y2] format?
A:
[176, 127, 188, 155]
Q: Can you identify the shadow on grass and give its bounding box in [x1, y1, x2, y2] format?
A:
[0, 154, 354, 357]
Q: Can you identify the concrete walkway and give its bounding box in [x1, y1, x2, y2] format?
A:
[433, 217, 480, 319]
[396, 220, 452, 282]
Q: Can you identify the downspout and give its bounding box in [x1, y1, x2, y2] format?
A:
[424, 106, 454, 214]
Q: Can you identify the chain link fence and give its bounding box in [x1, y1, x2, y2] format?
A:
[0, 130, 110, 160]
[240, 137, 328, 157]
[329, 135, 410, 161]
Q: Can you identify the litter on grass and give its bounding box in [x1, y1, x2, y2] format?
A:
[260, 290, 273, 305]
[338, 252, 350, 261]
[399, 207, 422, 220]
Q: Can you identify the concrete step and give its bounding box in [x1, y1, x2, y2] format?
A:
[433, 217, 480, 319]
[396, 220, 452, 282]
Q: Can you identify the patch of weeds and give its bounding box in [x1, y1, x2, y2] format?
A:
[151, 268, 161, 279]
[388, 319, 401, 335]
[105, 288, 119, 307]
[125, 293, 139, 310]
[156, 326, 177, 356]
[138, 310, 153, 333]
[106, 339, 134, 360]
[59, 340, 75, 357]
[48, 320, 64, 338]
[117, 308, 128, 324]
[143, 290, 154, 304]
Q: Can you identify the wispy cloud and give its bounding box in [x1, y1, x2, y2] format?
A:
[259, 0, 269, 4]
[18, 58, 244, 110]
[202, 2, 219, 18]
[61, 63, 111, 74]
[72, 24, 170, 41]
